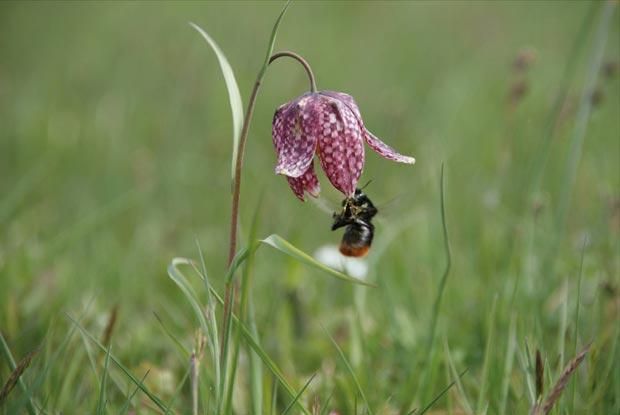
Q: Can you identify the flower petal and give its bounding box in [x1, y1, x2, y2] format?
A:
[322, 91, 415, 165]
[315, 97, 365, 196]
[364, 130, 416, 164]
[319, 91, 362, 119]
[272, 97, 317, 178]
[286, 160, 321, 201]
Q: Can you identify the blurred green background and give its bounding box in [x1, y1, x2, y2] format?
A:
[0, 1, 618, 413]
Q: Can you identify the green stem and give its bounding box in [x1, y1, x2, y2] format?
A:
[269, 50, 318, 93]
[221, 48, 318, 374]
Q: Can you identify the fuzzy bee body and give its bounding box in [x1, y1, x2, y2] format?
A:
[331, 189, 378, 257]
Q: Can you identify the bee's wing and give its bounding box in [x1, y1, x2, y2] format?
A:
[310, 195, 339, 216]
[374, 192, 413, 225]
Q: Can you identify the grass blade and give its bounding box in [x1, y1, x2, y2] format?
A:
[204, 282, 311, 415]
[499, 313, 517, 415]
[167, 257, 210, 337]
[195, 239, 221, 401]
[226, 194, 265, 415]
[164, 365, 191, 415]
[405, 163, 451, 410]
[189, 22, 243, 182]
[319, 392, 334, 415]
[261, 234, 374, 286]
[569, 239, 586, 412]
[476, 295, 498, 414]
[415, 369, 468, 415]
[324, 327, 371, 414]
[95, 345, 111, 415]
[257, 0, 292, 79]
[542, 1, 617, 278]
[555, 2, 616, 232]
[282, 373, 316, 415]
[119, 369, 150, 415]
[526, 2, 597, 195]
[152, 311, 190, 358]
[444, 340, 474, 415]
[66, 315, 169, 413]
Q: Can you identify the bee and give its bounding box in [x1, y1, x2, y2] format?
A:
[331, 188, 378, 257]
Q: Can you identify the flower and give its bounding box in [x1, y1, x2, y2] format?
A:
[272, 91, 415, 201]
[314, 244, 368, 280]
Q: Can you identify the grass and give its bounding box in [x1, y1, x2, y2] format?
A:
[1, 1, 619, 414]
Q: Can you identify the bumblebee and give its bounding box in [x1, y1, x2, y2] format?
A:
[331, 188, 378, 257]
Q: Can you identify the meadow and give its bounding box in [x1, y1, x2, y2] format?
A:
[0, 1, 619, 414]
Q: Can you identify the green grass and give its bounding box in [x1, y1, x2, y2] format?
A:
[1, 1, 619, 414]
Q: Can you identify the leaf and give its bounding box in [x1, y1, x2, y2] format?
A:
[259, 0, 292, 73]
[167, 258, 210, 338]
[206, 284, 312, 415]
[324, 327, 371, 413]
[282, 373, 316, 415]
[95, 345, 111, 415]
[261, 234, 375, 287]
[66, 315, 169, 413]
[415, 369, 469, 415]
[189, 22, 244, 182]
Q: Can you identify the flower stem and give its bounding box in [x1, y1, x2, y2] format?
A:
[223, 50, 318, 358]
[269, 50, 318, 93]
[227, 51, 317, 267]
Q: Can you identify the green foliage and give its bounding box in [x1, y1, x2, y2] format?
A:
[0, 1, 618, 414]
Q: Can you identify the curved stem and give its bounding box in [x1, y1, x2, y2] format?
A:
[227, 50, 318, 265]
[269, 50, 318, 93]
[223, 50, 318, 361]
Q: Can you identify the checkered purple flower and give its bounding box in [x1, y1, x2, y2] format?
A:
[272, 91, 415, 201]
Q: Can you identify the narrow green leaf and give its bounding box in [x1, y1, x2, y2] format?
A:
[66, 315, 169, 412]
[189, 22, 244, 181]
[164, 366, 191, 415]
[261, 234, 374, 287]
[499, 313, 517, 415]
[324, 327, 371, 414]
[194, 239, 221, 399]
[227, 193, 265, 415]
[95, 345, 111, 415]
[206, 284, 311, 415]
[219, 286, 235, 415]
[405, 163, 451, 410]
[167, 258, 210, 341]
[257, 0, 292, 78]
[170, 256, 221, 408]
[120, 369, 150, 415]
[152, 312, 190, 358]
[319, 392, 334, 415]
[570, 240, 586, 413]
[282, 373, 316, 415]
[476, 296, 498, 413]
[415, 369, 468, 415]
[444, 340, 474, 414]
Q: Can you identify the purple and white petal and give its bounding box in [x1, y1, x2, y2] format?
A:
[272, 97, 318, 178]
[286, 161, 320, 201]
[364, 130, 415, 164]
[315, 96, 365, 196]
[319, 91, 362, 120]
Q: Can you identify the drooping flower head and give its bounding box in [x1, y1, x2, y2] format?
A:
[272, 91, 415, 201]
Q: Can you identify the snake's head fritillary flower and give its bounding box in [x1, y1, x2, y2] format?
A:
[272, 91, 415, 201]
